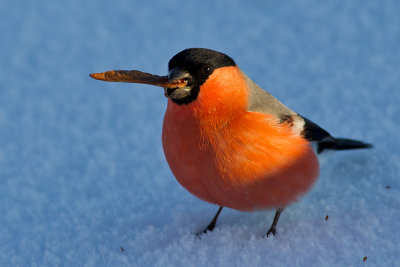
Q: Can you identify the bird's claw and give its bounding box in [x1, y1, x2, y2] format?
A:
[266, 227, 277, 237]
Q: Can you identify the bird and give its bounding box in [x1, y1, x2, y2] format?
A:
[90, 48, 372, 236]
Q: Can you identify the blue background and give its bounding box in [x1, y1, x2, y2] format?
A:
[1, 1, 399, 266]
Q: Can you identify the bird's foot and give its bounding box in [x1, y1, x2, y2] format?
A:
[203, 221, 217, 233]
[195, 221, 216, 238]
[196, 222, 215, 238]
[266, 226, 277, 237]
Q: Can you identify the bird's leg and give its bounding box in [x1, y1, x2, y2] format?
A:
[266, 208, 284, 237]
[202, 206, 223, 233]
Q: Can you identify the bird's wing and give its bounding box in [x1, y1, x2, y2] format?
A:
[243, 73, 372, 153]
[242, 72, 338, 153]
[243, 72, 308, 136]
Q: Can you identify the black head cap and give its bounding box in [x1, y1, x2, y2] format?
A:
[167, 48, 236, 105]
[169, 48, 236, 72]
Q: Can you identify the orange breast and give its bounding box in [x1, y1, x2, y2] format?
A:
[162, 67, 319, 211]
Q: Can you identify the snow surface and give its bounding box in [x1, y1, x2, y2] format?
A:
[1, 0, 399, 266]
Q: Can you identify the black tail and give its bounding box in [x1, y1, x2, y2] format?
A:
[300, 116, 373, 153]
[333, 138, 373, 151]
[317, 138, 373, 154]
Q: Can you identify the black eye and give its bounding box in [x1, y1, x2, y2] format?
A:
[201, 64, 213, 76]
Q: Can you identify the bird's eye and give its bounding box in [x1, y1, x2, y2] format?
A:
[201, 65, 213, 76]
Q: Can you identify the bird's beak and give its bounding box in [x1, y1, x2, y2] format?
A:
[89, 69, 188, 89]
[165, 67, 192, 99]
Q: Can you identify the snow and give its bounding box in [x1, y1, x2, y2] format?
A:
[1, 0, 399, 266]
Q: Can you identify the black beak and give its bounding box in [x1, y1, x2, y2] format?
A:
[168, 67, 191, 83]
[165, 67, 192, 100]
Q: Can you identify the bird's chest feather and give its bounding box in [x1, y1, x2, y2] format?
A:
[162, 101, 319, 211]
